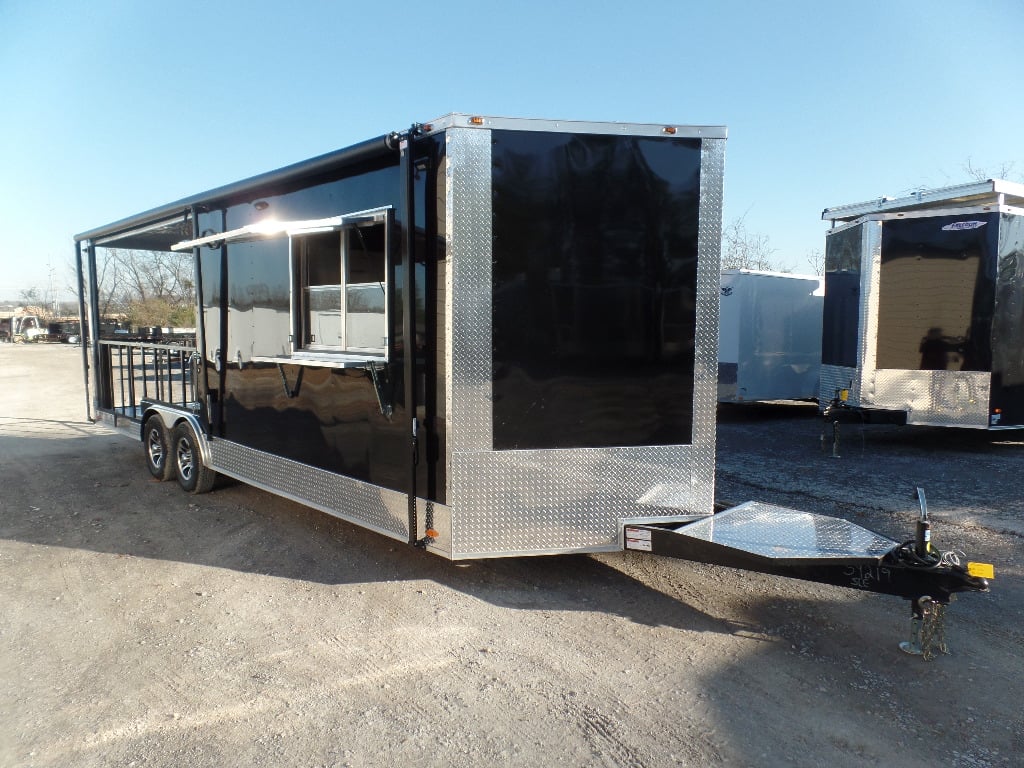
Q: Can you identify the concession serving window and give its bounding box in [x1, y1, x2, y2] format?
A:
[173, 207, 393, 367]
[294, 213, 389, 356]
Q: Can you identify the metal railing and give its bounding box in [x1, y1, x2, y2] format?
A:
[97, 339, 200, 421]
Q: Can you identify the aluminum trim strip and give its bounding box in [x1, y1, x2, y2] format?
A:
[208, 439, 414, 543]
[446, 127, 494, 454]
[859, 221, 882, 396]
[424, 113, 727, 140]
[451, 544, 621, 561]
[694, 138, 726, 482]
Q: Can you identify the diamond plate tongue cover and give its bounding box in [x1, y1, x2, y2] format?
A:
[678, 501, 897, 561]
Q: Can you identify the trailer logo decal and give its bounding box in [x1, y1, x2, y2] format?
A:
[941, 221, 987, 231]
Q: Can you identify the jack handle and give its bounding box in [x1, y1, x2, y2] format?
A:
[914, 486, 931, 558]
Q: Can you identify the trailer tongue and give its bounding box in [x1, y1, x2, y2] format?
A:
[625, 496, 991, 659]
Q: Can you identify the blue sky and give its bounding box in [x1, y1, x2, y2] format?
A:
[1, 0, 1022, 300]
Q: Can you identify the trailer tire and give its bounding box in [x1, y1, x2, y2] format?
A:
[143, 416, 174, 481]
[172, 422, 216, 494]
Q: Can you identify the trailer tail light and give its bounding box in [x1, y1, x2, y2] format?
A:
[662, 126, 677, 135]
[468, 116, 485, 126]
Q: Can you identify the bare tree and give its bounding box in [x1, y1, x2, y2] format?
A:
[19, 287, 42, 304]
[961, 158, 1022, 183]
[805, 248, 824, 276]
[15, 287, 48, 318]
[93, 249, 195, 327]
[722, 215, 780, 271]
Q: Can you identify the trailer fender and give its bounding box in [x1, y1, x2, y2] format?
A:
[139, 405, 211, 470]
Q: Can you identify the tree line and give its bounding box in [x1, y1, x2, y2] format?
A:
[92, 248, 196, 328]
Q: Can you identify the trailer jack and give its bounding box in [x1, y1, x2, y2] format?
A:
[624, 493, 992, 660]
[820, 389, 907, 458]
[899, 596, 949, 660]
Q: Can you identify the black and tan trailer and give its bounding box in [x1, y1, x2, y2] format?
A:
[73, 115, 990, 656]
[820, 179, 1024, 429]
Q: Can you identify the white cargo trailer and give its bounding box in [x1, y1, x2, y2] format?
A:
[718, 269, 823, 403]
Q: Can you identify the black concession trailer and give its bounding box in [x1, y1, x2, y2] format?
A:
[820, 179, 1024, 429]
[74, 115, 991, 656]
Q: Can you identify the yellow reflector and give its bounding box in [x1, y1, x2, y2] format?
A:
[839, 389, 849, 402]
[426, 528, 439, 538]
[967, 562, 994, 579]
[663, 126, 677, 135]
[468, 116, 485, 125]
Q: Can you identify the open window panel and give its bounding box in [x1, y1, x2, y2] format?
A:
[292, 206, 392, 360]
[209, 206, 394, 369]
[172, 206, 392, 366]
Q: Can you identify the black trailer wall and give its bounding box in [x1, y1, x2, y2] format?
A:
[195, 145, 448, 502]
[822, 223, 862, 370]
[490, 131, 702, 450]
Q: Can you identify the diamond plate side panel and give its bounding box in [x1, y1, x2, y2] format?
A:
[209, 439, 410, 540]
[858, 221, 882, 394]
[692, 138, 725, 510]
[451, 445, 705, 556]
[445, 137, 724, 557]
[868, 369, 990, 427]
[446, 127, 493, 454]
[679, 502, 896, 560]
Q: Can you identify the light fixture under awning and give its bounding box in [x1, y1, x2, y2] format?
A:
[170, 206, 392, 251]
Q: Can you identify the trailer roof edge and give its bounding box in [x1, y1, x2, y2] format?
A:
[821, 178, 1024, 222]
[74, 133, 397, 243]
[422, 113, 727, 139]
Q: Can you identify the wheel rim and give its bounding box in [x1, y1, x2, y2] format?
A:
[147, 428, 164, 468]
[176, 437, 194, 481]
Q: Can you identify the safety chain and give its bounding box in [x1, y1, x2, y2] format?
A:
[918, 598, 949, 661]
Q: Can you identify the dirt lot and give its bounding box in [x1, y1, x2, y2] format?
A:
[1, 344, 1021, 767]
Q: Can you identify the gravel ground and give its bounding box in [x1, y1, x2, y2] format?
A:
[1, 344, 1021, 767]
